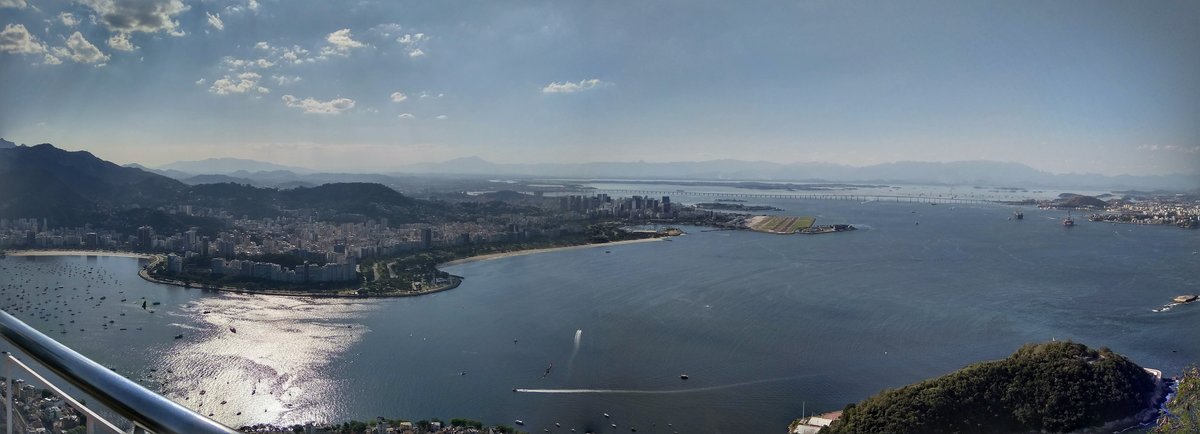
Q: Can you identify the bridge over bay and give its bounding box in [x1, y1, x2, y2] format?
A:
[565, 188, 997, 205]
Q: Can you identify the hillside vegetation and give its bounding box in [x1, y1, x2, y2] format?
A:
[1153, 366, 1200, 433]
[821, 342, 1159, 434]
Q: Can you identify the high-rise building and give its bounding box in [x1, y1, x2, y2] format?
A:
[166, 254, 183, 274]
[137, 226, 154, 250]
[421, 228, 433, 249]
[184, 229, 198, 251]
[216, 240, 235, 258]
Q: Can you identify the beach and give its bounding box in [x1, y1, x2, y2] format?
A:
[439, 237, 664, 267]
[4, 239, 667, 298]
[5, 250, 152, 259]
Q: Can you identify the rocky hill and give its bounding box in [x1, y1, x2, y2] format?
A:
[820, 342, 1163, 434]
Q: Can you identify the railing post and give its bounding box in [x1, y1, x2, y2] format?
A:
[5, 353, 11, 434]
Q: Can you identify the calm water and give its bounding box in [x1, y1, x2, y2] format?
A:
[1, 197, 1198, 433]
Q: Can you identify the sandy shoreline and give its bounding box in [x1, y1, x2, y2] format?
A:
[439, 237, 664, 267]
[5, 239, 666, 297]
[5, 250, 152, 259]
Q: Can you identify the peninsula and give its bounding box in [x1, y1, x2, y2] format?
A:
[0, 143, 731, 297]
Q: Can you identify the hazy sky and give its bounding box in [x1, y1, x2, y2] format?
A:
[1, 0, 1198, 175]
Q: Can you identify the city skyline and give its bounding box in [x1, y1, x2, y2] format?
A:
[1, 0, 1199, 176]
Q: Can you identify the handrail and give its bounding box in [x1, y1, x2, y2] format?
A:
[6, 353, 125, 433]
[0, 310, 239, 434]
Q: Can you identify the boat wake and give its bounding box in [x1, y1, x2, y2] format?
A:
[1152, 302, 1183, 313]
[515, 374, 815, 395]
[566, 329, 582, 375]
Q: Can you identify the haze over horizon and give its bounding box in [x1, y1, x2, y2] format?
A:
[2, 0, 1198, 176]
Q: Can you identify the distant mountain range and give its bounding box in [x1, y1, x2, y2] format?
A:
[154, 157, 313, 175]
[387, 157, 1197, 190]
[9, 137, 1196, 191]
[144, 153, 1197, 190]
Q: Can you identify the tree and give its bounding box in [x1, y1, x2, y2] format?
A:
[1154, 366, 1200, 433]
[821, 342, 1158, 434]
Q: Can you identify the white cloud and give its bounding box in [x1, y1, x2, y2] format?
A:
[272, 75, 301, 86]
[396, 33, 428, 58]
[52, 32, 109, 64]
[195, 78, 206, 85]
[281, 95, 356, 114]
[417, 91, 443, 99]
[221, 56, 275, 70]
[0, 24, 45, 54]
[210, 72, 268, 95]
[206, 12, 224, 31]
[42, 53, 62, 64]
[59, 12, 79, 27]
[434, 114, 448, 120]
[107, 33, 136, 51]
[252, 42, 312, 65]
[0, 0, 27, 9]
[224, 0, 258, 15]
[279, 46, 309, 63]
[396, 33, 426, 45]
[390, 92, 408, 102]
[79, 0, 189, 34]
[397, 113, 414, 119]
[320, 28, 364, 57]
[542, 78, 610, 94]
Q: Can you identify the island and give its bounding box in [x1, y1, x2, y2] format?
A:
[798, 341, 1167, 434]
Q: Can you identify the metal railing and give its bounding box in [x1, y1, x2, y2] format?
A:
[0, 310, 239, 434]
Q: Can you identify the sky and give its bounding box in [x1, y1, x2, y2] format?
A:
[0, 0, 1198, 175]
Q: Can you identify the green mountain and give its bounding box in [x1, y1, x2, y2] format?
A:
[821, 342, 1162, 434]
[0, 142, 186, 224]
[0, 141, 443, 229]
[185, 182, 443, 223]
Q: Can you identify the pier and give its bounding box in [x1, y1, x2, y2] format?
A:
[567, 189, 995, 205]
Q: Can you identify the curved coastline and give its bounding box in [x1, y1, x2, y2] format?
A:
[5, 249, 152, 259]
[5, 238, 665, 298]
[132, 257, 460, 299]
[438, 237, 664, 267]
